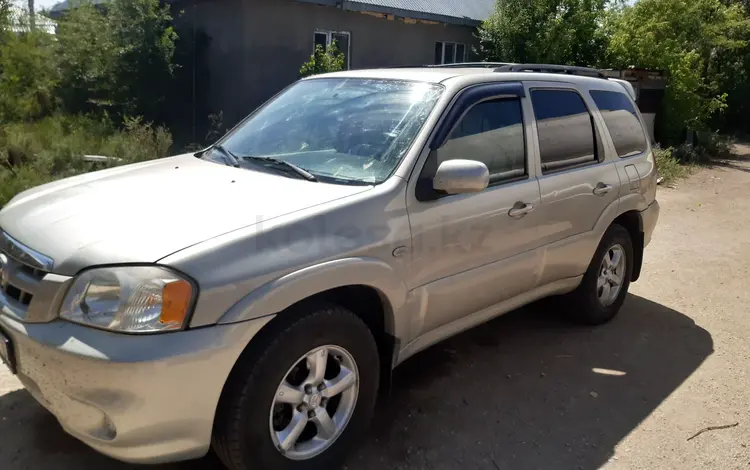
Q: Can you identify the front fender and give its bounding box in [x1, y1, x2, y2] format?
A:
[217, 257, 408, 327]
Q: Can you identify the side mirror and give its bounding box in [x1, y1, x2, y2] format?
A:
[433, 159, 490, 194]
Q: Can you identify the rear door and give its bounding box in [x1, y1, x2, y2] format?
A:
[525, 82, 621, 285]
[589, 89, 655, 207]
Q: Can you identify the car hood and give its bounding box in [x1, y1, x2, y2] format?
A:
[0, 154, 371, 275]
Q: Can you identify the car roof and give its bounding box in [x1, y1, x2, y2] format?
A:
[310, 66, 632, 95]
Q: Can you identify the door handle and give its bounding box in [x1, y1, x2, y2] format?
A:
[593, 183, 613, 196]
[508, 202, 534, 218]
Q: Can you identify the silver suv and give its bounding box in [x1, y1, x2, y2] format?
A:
[0, 64, 659, 469]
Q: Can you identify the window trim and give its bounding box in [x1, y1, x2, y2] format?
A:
[313, 29, 351, 70]
[440, 96, 529, 181]
[435, 41, 467, 65]
[430, 83, 526, 150]
[529, 86, 604, 175]
[589, 89, 649, 159]
[416, 86, 530, 201]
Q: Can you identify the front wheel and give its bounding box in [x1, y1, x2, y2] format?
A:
[212, 304, 380, 470]
[563, 223, 634, 325]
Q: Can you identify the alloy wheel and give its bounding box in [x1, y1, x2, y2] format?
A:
[269, 345, 359, 460]
[597, 244, 626, 307]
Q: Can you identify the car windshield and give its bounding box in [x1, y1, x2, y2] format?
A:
[209, 78, 444, 184]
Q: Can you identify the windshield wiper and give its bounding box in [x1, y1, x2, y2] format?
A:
[240, 156, 318, 182]
[209, 144, 240, 168]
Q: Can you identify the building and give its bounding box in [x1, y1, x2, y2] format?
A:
[8, 4, 57, 35]
[177, 0, 494, 126]
[46, 0, 668, 145]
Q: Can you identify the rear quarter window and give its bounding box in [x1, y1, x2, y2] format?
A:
[590, 90, 647, 158]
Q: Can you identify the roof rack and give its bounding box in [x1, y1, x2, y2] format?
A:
[381, 62, 513, 69]
[431, 62, 514, 68]
[494, 63, 608, 79]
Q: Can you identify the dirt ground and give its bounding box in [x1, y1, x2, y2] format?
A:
[2, 154, 750, 470]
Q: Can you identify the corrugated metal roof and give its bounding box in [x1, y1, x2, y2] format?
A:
[50, 0, 496, 25]
[348, 0, 494, 24]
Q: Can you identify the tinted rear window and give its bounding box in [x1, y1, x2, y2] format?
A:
[590, 90, 647, 158]
[531, 89, 597, 170]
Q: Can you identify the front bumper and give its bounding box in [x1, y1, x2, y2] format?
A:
[0, 313, 273, 464]
[641, 199, 660, 247]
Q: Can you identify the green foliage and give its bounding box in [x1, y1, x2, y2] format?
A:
[300, 43, 345, 78]
[55, 0, 176, 123]
[607, 0, 750, 143]
[54, 3, 118, 115]
[0, 0, 10, 33]
[0, 114, 172, 208]
[670, 132, 735, 163]
[480, 0, 750, 153]
[0, 0, 179, 209]
[653, 146, 691, 185]
[0, 30, 58, 121]
[479, 0, 610, 66]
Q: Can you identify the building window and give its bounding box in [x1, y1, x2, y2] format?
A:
[435, 42, 466, 65]
[314, 30, 351, 70]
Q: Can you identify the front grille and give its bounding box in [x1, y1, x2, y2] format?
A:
[0, 231, 52, 312]
[0, 255, 46, 309]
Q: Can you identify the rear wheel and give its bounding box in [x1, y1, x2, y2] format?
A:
[213, 304, 380, 470]
[563, 224, 634, 325]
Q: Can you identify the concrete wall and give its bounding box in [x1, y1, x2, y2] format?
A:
[179, 0, 478, 127]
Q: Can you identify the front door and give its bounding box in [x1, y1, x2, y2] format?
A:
[406, 84, 545, 336]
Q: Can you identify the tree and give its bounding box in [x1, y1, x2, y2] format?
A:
[0, 0, 10, 34]
[0, 31, 58, 122]
[479, 0, 610, 66]
[607, 0, 750, 142]
[299, 42, 345, 78]
[55, 0, 176, 124]
[107, 0, 177, 122]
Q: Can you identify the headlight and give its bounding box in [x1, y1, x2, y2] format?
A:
[59, 266, 195, 333]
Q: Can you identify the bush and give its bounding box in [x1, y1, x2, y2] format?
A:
[0, 30, 58, 122]
[55, 0, 176, 124]
[653, 146, 690, 185]
[299, 43, 345, 78]
[0, 114, 172, 208]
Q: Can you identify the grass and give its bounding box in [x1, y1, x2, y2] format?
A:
[0, 114, 172, 208]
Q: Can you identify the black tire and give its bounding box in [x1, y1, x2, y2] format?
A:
[212, 303, 380, 470]
[563, 224, 634, 325]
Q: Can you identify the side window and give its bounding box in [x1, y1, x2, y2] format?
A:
[438, 98, 526, 181]
[590, 90, 647, 157]
[531, 89, 597, 172]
